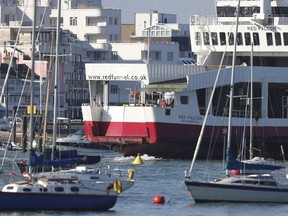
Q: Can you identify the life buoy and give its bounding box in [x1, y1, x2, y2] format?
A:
[113, 180, 122, 194]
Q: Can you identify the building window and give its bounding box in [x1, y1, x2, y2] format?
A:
[94, 52, 102, 60]
[114, 34, 118, 41]
[114, 18, 118, 25]
[109, 34, 113, 41]
[70, 17, 77, 26]
[109, 17, 113, 25]
[111, 51, 118, 60]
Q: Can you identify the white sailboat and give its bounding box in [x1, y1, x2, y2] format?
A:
[184, 0, 288, 203]
[0, 1, 118, 210]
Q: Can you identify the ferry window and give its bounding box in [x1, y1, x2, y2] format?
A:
[110, 85, 118, 94]
[237, 33, 243, 45]
[266, 33, 273, 46]
[228, 32, 234, 45]
[55, 187, 64, 192]
[196, 32, 201, 45]
[275, 32, 282, 46]
[253, 33, 260, 46]
[180, 96, 188, 104]
[220, 32, 226, 45]
[203, 32, 210, 45]
[244, 32, 251, 45]
[211, 32, 218, 45]
[283, 33, 288, 45]
[150, 51, 162, 61]
[167, 52, 174, 61]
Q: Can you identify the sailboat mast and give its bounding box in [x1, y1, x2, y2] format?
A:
[29, 0, 37, 175]
[226, 0, 241, 175]
[52, 0, 62, 160]
[249, 43, 254, 160]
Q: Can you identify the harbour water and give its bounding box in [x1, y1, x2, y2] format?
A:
[0, 148, 288, 216]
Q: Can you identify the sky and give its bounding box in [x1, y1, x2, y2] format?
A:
[102, 0, 216, 24]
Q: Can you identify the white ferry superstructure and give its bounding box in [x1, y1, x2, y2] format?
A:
[81, 0, 288, 159]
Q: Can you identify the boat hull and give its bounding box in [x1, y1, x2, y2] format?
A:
[0, 192, 117, 210]
[185, 181, 288, 203]
[83, 120, 288, 160]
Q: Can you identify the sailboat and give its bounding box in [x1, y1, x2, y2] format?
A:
[229, 43, 283, 175]
[0, 1, 117, 210]
[184, 0, 288, 203]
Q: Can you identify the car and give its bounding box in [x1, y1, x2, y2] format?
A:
[0, 118, 11, 131]
[4, 116, 22, 127]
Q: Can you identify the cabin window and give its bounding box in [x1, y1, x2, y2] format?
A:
[90, 176, 100, 180]
[220, 32, 226, 45]
[260, 181, 277, 186]
[266, 33, 273, 46]
[211, 32, 218, 45]
[180, 96, 188, 104]
[244, 32, 251, 45]
[237, 32, 243, 45]
[253, 33, 260, 45]
[55, 187, 64, 192]
[22, 188, 32, 192]
[275, 32, 282, 46]
[39, 188, 48, 192]
[70, 187, 80, 192]
[6, 186, 14, 190]
[203, 32, 210, 45]
[283, 33, 288, 45]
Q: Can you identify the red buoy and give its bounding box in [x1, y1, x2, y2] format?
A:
[231, 169, 240, 175]
[153, 195, 165, 204]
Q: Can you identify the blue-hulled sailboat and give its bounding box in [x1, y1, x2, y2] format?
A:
[0, 1, 117, 210]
